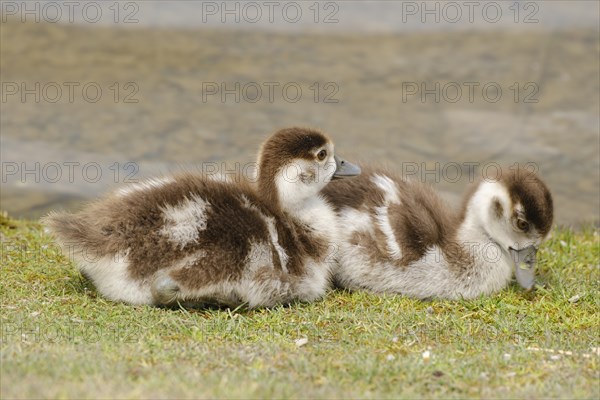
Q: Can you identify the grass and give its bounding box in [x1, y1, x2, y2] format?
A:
[1, 213, 598, 399]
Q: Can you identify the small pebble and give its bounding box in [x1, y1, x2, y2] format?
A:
[550, 354, 561, 361]
[422, 350, 431, 363]
[568, 294, 581, 303]
[386, 354, 395, 361]
[391, 336, 399, 343]
[426, 306, 434, 314]
[295, 338, 309, 347]
[559, 240, 568, 247]
[503, 353, 511, 361]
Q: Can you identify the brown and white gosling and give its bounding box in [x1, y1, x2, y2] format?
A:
[43, 127, 360, 308]
[322, 166, 553, 299]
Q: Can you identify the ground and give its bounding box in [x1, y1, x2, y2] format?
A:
[0, 213, 598, 399]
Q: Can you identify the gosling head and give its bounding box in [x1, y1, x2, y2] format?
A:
[257, 127, 361, 210]
[467, 167, 554, 290]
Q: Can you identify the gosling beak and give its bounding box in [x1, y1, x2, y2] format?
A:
[332, 155, 361, 179]
[509, 245, 538, 290]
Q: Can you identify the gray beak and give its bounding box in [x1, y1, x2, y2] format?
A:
[332, 155, 361, 179]
[509, 245, 538, 290]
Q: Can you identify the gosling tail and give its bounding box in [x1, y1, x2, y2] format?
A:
[41, 211, 101, 258]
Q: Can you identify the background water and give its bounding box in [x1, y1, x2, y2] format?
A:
[1, 1, 599, 226]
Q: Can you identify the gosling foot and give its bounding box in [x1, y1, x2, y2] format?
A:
[151, 272, 181, 306]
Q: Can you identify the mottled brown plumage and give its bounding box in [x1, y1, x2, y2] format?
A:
[44, 127, 357, 308]
[322, 166, 553, 299]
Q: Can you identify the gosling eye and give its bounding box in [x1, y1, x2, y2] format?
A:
[316, 149, 327, 161]
[516, 218, 530, 232]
